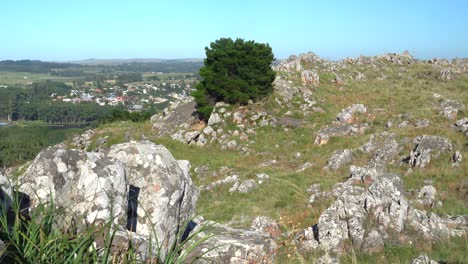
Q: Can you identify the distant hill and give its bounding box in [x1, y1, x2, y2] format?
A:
[67, 58, 204, 66]
[0, 59, 204, 74]
[0, 60, 77, 73]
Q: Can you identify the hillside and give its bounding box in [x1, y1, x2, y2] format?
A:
[1, 51, 467, 263]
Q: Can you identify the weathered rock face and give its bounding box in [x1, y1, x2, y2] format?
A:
[301, 70, 320, 86]
[453, 117, 468, 136]
[409, 135, 453, 168]
[336, 104, 367, 124]
[70, 129, 95, 150]
[185, 218, 277, 264]
[18, 146, 127, 227]
[414, 185, 437, 208]
[17, 141, 198, 261]
[439, 99, 465, 120]
[151, 98, 199, 136]
[314, 124, 367, 145]
[273, 77, 300, 102]
[439, 68, 454, 81]
[302, 173, 466, 254]
[410, 254, 439, 264]
[324, 149, 354, 170]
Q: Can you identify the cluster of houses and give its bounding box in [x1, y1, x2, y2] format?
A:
[50, 82, 194, 111]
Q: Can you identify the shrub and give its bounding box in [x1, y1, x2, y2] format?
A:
[194, 38, 276, 120]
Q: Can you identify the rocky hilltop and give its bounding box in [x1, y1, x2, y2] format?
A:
[1, 51, 467, 263]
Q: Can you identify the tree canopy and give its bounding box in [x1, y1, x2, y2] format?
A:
[193, 38, 276, 119]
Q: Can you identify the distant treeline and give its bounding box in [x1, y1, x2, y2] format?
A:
[0, 60, 203, 75]
[0, 60, 77, 73]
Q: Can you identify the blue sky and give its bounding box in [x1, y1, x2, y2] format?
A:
[1, 0, 467, 60]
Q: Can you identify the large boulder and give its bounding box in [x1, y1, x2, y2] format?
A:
[17, 141, 198, 261]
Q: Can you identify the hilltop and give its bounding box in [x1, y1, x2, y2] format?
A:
[1, 51, 467, 263]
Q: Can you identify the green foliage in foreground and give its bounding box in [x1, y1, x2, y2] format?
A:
[0, 185, 214, 263]
[194, 38, 276, 119]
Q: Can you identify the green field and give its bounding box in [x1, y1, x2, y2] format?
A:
[0, 71, 74, 86]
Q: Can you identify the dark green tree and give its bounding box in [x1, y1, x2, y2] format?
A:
[193, 38, 276, 120]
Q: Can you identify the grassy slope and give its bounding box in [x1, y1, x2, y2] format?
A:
[69, 61, 467, 263]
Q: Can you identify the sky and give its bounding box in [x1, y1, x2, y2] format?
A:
[0, 0, 467, 61]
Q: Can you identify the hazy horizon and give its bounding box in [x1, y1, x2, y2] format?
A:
[1, 0, 467, 61]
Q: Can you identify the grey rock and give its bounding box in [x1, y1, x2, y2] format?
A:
[208, 112, 222, 126]
[272, 117, 303, 128]
[315, 173, 465, 253]
[452, 151, 463, 167]
[415, 185, 437, 208]
[237, 179, 258, 193]
[398, 120, 410, 128]
[202, 175, 239, 191]
[368, 135, 400, 169]
[151, 99, 199, 135]
[410, 254, 438, 264]
[314, 124, 366, 145]
[409, 135, 453, 168]
[71, 129, 95, 150]
[440, 99, 465, 120]
[202, 125, 214, 135]
[194, 165, 209, 176]
[439, 68, 454, 81]
[336, 104, 367, 124]
[453, 117, 468, 136]
[297, 162, 313, 172]
[255, 173, 270, 184]
[185, 219, 277, 264]
[361, 228, 384, 253]
[17, 141, 198, 262]
[415, 119, 430, 128]
[184, 131, 200, 144]
[301, 70, 320, 86]
[251, 216, 280, 237]
[227, 140, 238, 150]
[273, 77, 300, 102]
[316, 254, 339, 264]
[324, 149, 354, 170]
[276, 56, 302, 72]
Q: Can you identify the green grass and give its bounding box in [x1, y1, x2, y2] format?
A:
[0, 71, 74, 86]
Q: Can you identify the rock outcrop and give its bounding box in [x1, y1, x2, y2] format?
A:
[300, 173, 466, 254]
[336, 104, 367, 124]
[314, 124, 367, 145]
[16, 141, 198, 261]
[324, 149, 354, 170]
[151, 98, 199, 133]
[184, 218, 277, 264]
[409, 135, 453, 168]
